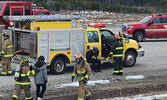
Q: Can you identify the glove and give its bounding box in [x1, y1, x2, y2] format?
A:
[30, 65, 32, 71]
[71, 76, 75, 82]
[82, 78, 88, 84]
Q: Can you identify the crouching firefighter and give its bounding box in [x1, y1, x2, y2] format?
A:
[12, 58, 35, 100]
[71, 53, 92, 100]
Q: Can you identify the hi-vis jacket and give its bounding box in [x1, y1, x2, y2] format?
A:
[1, 39, 13, 58]
[16, 64, 35, 85]
[110, 39, 123, 57]
[72, 61, 92, 82]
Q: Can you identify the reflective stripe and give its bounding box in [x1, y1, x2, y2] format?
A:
[78, 77, 84, 81]
[78, 97, 84, 100]
[116, 47, 123, 50]
[1, 51, 5, 54]
[113, 54, 123, 57]
[31, 70, 35, 75]
[72, 73, 76, 76]
[21, 74, 26, 77]
[85, 74, 89, 79]
[16, 81, 31, 85]
[8, 71, 12, 74]
[77, 70, 86, 74]
[110, 52, 113, 54]
[12, 95, 18, 99]
[1, 72, 7, 75]
[27, 71, 31, 76]
[26, 97, 32, 100]
[4, 54, 13, 58]
[119, 70, 123, 72]
[114, 70, 119, 73]
[7, 45, 13, 48]
[85, 92, 91, 97]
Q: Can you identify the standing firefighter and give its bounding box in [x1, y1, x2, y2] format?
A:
[72, 53, 92, 100]
[110, 34, 124, 75]
[1, 32, 13, 76]
[12, 58, 35, 100]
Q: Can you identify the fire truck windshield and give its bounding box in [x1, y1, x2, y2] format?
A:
[139, 16, 151, 23]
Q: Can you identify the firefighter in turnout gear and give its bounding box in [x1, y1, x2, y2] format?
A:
[110, 34, 124, 75]
[72, 53, 92, 100]
[1, 32, 13, 76]
[12, 58, 35, 100]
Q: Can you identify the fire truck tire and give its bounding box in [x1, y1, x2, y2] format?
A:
[134, 31, 144, 42]
[124, 51, 136, 67]
[51, 57, 66, 74]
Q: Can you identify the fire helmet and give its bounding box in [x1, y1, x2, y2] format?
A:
[115, 34, 120, 39]
[3, 32, 10, 37]
[93, 46, 99, 51]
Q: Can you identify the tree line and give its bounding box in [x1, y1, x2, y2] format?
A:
[1, 0, 167, 14]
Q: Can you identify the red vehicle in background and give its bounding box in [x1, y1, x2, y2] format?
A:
[122, 14, 167, 42]
[0, 1, 50, 30]
[32, 7, 51, 15]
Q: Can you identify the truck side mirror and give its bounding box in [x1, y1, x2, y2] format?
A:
[148, 21, 153, 26]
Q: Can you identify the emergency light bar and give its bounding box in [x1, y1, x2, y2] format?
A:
[88, 23, 106, 28]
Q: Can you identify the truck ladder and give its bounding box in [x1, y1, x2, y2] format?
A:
[3, 14, 80, 21]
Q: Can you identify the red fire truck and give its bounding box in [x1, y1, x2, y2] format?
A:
[122, 14, 167, 42]
[0, 1, 50, 30]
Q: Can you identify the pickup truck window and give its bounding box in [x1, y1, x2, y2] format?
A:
[100, 30, 115, 43]
[139, 16, 151, 23]
[87, 31, 99, 42]
[151, 17, 160, 24]
[161, 17, 167, 23]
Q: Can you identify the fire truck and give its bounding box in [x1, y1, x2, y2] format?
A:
[0, 1, 50, 31]
[122, 14, 167, 42]
[2, 15, 145, 74]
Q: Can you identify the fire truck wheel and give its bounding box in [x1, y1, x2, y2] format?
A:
[124, 51, 136, 67]
[51, 57, 66, 74]
[134, 31, 144, 42]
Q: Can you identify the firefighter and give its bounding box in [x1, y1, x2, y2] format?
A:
[110, 34, 124, 75]
[86, 46, 101, 72]
[72, 53, 92, 100]
[1, 32, 13, 76]
[12, 58, 35, 100]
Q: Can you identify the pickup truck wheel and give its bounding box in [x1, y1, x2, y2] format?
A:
[134, 31, 144, 42]
[51, 57, 66, 74]
[124, 51, 136, 67]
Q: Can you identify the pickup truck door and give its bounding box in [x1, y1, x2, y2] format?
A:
[146, 17, 164, 37]
[85, 30, 101, 56]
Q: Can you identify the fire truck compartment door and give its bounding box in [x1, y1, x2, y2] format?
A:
[50, 32, 70, 51]
[38, 32, 49, 63]
[71, 31, 85, 60]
